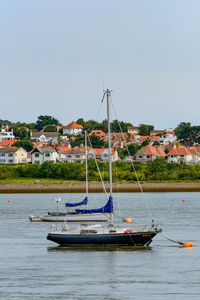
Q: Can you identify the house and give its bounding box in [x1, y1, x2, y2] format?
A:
[0, 147, 28, 164]
[88, 147, 119, 162]
[30, 132, 58, 144]
[63, 121, 83, 135]
[0, 128, 15, 142]
[158, 132, 177, 145]
[150, 130, 165, 136]
[134, 136, 151, 145]
[135, 145, 166, 163]
[30, 146, 58, 164]
[0, 140, 18, 147]
[127, 126, 139, 135]
[167, 146, 200, 164]
[58, 146, 89, 163]
[105, 132, 133, 148]
[88, 130, 106, 138]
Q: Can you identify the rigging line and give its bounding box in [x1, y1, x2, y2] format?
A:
[87, 135, 108, 201]
[110, 96, 153, 220]
[95, 93, 105, 123]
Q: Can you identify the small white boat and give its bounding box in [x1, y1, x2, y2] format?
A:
[30, 212, 110, 222]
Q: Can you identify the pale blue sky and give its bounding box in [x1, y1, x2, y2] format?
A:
[0, 0, 200, 129]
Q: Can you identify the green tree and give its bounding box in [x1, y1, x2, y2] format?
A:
[0, 119, 13, 126]
[13, 140, 34, 152]
[98, 119, 108, 133]
[89, 134, 104, 148]
[119, 144, 139, 159]
[152, 141, 160, 146]
[76, 118, 85, 126]
[70, 135, 84, 147]
[147, 157, 168, 173]
[175, 122, 191, 144]
[111, 120, 131, 132]
[140, 140, 149, 147]
[139, 124, 154, 136]
[83, 120, 99, 132]
[13, 126, 29, 140]
[44, 124, 57, 132]
[35, 115, 59, 131]
[190, 126, 200, 145]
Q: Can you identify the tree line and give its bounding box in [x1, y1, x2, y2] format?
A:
[0, 158, 200, 181]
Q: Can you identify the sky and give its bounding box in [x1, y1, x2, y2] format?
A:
[0, 0, 200, 129]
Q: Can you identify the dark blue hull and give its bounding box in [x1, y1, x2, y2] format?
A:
[47, 231, 159, 247]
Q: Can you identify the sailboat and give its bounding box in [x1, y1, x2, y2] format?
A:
[47, 89, 161, 247]
[29, 132, 112, 222]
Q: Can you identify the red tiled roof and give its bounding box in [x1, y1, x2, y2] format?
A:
[0, 140, 18, 147]
[138, 136, 150, 142]
[63, 121, 83, 129]
[138, 145, 166, 156]
[90, 148, 115, 155]
[33, 142, 49, 148]
[88, 130, 106, 137]
[151, 136, 160, 142]
[56, 146, 72, 153]
[167, 146, 194, 156]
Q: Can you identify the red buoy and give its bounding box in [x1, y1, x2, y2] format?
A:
[8, 199, 12, 202]
[182, 200, 186, 202]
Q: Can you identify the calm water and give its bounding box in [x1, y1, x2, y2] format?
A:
[0, 192, 200, 300]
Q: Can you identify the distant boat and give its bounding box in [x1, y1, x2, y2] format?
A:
[29, 197, 112, 222]
[47, 89, 161, 247]
[29, 132, 112, 223]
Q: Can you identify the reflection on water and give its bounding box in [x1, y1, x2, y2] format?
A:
[47, 245, 150, 252]
[0, 192, 200, 300]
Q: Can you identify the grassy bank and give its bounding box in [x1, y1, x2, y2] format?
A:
[1, 179, 200, 193]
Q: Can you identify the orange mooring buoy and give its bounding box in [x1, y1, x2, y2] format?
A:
[123, 218, 132, 223]
[182, 242, 193, 248]
[182, 199, 186, 202]
[8, 199, 12, 202]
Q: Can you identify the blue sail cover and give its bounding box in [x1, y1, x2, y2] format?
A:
[65, 197, 88, 208]
[75, 196, 113, 214]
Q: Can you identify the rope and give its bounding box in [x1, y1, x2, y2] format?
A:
[110, 96, 153, 221]
[87, 135, 108, 201]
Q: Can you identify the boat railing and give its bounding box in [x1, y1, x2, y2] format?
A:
[131, 223, 161, 232]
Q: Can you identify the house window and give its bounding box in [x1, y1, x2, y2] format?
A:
[34, 160, 40, 164]
[76, 155, 80, 158]
[45, 153, 50, 157]
[171, 155, 174, 158]
[8, 160, 14, 163]
[35, 153, 39, 157]
[146, 155, 150, 159]
[0, 153, 5, 157]
[0, 159, 6, 163]
[8, 153, 13, 157]
[139, 155, 143, 159]
[67, 155, 71, 158]
[180, 155, 184, 158]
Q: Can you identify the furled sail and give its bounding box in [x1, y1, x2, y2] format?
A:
[65, 197, 88, 207]
[75, 196, 113, 214]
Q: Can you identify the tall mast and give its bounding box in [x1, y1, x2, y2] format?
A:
[106, 89, 112, 197]
[105, 89, 113, 225]
[85, 131, 88, 208]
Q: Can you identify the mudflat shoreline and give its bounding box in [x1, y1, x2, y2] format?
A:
[0, 182, 200, 193]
